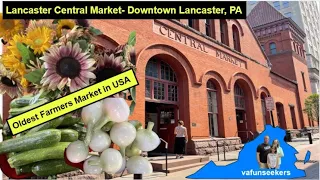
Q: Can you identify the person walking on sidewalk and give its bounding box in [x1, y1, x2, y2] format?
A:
[272, 139, 284, 168]
[257, 136, 271, 169]
[174, 120, 188, 159]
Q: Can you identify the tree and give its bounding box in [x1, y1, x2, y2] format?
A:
[303, 94, 319, 123]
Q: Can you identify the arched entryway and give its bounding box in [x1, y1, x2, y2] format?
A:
[234, 80, 256, 143]
[260, 92, 272, 126]
[206, 79, 223, 137]
[144, 54, 189, 153]
[276, 102, 287, 129]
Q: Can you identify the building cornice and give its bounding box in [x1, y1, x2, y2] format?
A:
[166, 19, 270, 69]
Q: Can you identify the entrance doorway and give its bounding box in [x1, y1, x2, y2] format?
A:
[290, 106, 297, 129]
[234, 81, 255, 143]
[276, 102, 287, 129]
[145, 56, 181, 153]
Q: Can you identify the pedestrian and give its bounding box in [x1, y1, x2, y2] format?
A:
[256, 135, 271, 169]
[174, 120, 188, 159]
[267, 145, 279, 169]
[272, 139, 284, 168]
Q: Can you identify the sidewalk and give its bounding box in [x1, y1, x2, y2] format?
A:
[114, 133, 320, 180]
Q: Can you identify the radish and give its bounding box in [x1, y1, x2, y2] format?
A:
[127, 156, 153, 174]
[66, 140, 89, 163]
[83, 155, 103, 175]
[89, 130, 111, 152]
[134, 122, 160, 152]
[100, 148, 123, 174]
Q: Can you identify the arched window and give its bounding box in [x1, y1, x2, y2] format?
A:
[207, 80, 219, 137]
[220, 20, 229, 45]
[269, 42, 277, 55]
[145, 58, 178, 102]
[232, 25, 241, 52]
[188, 19, 199, 31]
[205, 19, 215, 39]
[234, 83, 245, 110]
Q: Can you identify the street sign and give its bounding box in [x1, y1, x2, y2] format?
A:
[265, 97, 275, 111]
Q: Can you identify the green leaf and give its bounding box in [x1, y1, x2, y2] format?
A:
[24, 68, 45, 84]
[130, 86, 136, 102]
[77, 40, 88, 52]
[17, 42, 35, 65]
[89, 26, 103, 36]
[127, 31, 136, 46]
[52, 19, 60, 24]
[129, 101, 136, 115]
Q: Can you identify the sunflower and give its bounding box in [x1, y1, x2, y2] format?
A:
[57, 20, 76, 37]
[40, 42, 96, 92]
[0, 14, 24, 41]
[26, 19, 57, 32]
[94, 53, 126, 83]
[25, 26, 53, 55]
[0, 64, 23, 98]
[1, 52, 27, 77]
[7, 33, 26, 59]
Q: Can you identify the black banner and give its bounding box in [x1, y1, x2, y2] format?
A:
[3, 1, 246, 19]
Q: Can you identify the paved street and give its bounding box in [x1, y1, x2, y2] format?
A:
[114, 134, 320, 180]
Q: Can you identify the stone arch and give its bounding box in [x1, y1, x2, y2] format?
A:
[256, 86, 271, 97]
[228, 72, 258, 99]
[137, 43, 193, 152]
[137, 43, 199, 85]
[200, 70, 229, 93]
[93, 34, 120, 49]
[227, 19, 244, 36]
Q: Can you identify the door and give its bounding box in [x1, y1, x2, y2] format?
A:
[157, 105, 178, 153]
[236, 110, 249, 143]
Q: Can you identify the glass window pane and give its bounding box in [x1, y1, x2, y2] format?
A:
[145, 80, 151, 98]
[153, 81, 165, 100]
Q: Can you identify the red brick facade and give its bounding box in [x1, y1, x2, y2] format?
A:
[88, 19, 313, 147]
[1, 18, 315, 154]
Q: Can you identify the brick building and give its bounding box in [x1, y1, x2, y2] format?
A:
[1, 17, 315, 155]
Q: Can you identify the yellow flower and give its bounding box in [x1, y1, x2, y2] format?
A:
[57, 19, 75, 37]
[0, 13, 23, 41]
[27, 19, 57, 32]
[1, 52, 26, 76]
[25, 26, 53, 55]
[20, 77, 29, 88]
[7, 33, 26, 59]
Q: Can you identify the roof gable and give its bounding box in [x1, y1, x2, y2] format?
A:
[247, 2, 286, 28]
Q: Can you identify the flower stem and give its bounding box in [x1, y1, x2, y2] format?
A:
[93, 116, 110, 133]
[147, 121, 154, 131]
[84, 121, 94, 146]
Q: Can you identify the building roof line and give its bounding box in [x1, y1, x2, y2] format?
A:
[270, 71, 298, 85]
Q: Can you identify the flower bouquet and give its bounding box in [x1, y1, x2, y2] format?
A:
[0, 17, 160, 179]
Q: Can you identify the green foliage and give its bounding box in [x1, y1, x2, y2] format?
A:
[89, 27, 103, 36]
[17, 42, 35, 65]
[127, 31, 136, 46]
[303, 94, 319, 123]
[24, 69, 45, 84]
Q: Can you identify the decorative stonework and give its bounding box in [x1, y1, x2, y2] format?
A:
[188, 137, 243, 155]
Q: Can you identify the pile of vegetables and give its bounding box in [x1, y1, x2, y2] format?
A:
[66, 98, 161, 176]
[0, 95, 84, 178]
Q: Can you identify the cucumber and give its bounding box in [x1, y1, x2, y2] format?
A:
[58, 115, 81, 127]
[0, 129, 61, 155]
[8, 142, 70, 168]
[2, 121, 12, 137]
[9, 99, 48, 116]
[15, 163, 34, 175]
[69, 123, 87, 133]
[32, 159, 78, 177]
[26, 117, 64, 135]
[60, 129, 78, 142]
[10, 97, 33, 108]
